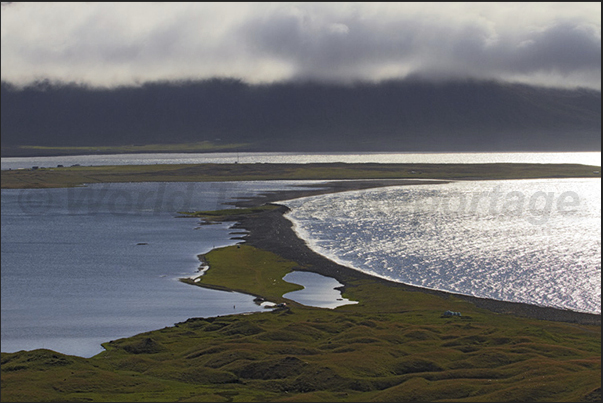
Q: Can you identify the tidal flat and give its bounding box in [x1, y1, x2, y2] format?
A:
[1, 166, 600, 402]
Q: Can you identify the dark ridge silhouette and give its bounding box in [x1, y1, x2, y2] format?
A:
[1, 78, 600, 156]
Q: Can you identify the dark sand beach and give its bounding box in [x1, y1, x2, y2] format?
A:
[226, 179, 600, 326]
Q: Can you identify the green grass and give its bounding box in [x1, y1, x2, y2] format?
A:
[2, 162, 600, 189]
[2, 245, 600, 402]
[182, 245, 303, 299]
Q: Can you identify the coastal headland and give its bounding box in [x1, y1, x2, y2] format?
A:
[1, 164, 600, 402]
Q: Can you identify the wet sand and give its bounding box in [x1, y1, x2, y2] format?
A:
[227, 179, 600, 326]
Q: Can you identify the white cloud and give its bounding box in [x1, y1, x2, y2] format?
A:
[1, 2, 600, 89]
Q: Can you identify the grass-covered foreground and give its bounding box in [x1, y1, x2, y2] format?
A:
[2, 162, 600, 189]
[2, 244, 600, 402]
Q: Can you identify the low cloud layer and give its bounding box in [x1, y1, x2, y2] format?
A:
[1, 2, 600, 89]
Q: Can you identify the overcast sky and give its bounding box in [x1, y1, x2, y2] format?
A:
[1, 2, 600, 89]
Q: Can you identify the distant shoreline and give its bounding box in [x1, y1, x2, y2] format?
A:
[2, 161, 600, 189]
[223, 179, 600, 325]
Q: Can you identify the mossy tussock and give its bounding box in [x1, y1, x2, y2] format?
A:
[119, 337, 166, 355]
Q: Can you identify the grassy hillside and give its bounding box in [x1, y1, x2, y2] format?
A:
[1, 244, 600, 402]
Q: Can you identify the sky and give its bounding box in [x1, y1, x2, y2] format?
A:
[1, 2, 600, 90]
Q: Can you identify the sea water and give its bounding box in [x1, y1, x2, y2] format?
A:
[282, 178, 601, 314]
[0, 181, 322, 357]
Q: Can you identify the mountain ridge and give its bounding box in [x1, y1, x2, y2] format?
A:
[1, 79, 600, 157]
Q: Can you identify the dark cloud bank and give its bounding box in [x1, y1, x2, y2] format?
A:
[1, 79, 600, 156]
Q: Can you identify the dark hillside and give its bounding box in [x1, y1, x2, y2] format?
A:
[1, 79, 600, 155]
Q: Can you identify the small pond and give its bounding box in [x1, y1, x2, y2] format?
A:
[282, 271, 358, 308]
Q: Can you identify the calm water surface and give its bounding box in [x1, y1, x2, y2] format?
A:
[1, 181, 320, 357]
[282, 271, 357, 309]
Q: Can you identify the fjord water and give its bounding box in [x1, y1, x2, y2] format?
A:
[0, 181, 313, 357]
[282, 178, 601, 314]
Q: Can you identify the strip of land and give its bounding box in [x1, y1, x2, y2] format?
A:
[2, 162, 600, 189]
[187, 179, 600, 326]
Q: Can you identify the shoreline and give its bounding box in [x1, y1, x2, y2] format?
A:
[223, 179, 600, 325]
